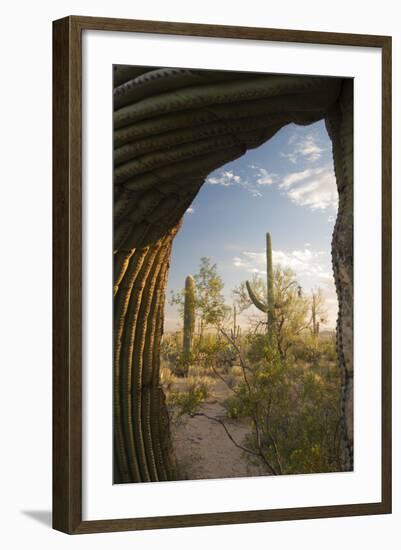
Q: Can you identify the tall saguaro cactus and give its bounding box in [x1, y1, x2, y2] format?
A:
[246, 232, 275, 342]
[182, 275, 195, 372]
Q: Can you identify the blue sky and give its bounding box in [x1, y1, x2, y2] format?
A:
[165, 120, 338, 331]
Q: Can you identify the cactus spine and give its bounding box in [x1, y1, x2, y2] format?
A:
[246, 232, 274, 342]
[183, 275, 195, 372]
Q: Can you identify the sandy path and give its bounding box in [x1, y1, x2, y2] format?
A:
[171, 378, 266, 480]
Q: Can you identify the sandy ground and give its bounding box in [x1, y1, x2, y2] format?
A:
[171, 377, 267, 480]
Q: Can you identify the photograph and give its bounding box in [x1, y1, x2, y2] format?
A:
[112, 65, 354, 484]
[0, 0, 395, 544]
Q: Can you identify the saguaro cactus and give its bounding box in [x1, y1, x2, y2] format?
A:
[182, 275, 195, 372]
[246, 232, 274, 342]
[311, 293, 320, 337]
[230, 305, 241, 341]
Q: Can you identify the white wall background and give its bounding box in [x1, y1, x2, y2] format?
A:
[0, 1, 399, 547]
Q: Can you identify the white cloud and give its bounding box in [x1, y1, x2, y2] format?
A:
[206, 170, 241, 186]
[280, 152, 297, 164]
[205, 150, 337, 211]
[281, 132, 325, 164]
[186, 206, 195, 214]
[286, 171, 337, 210]
[233, 247, 332, 285]
[280, 168, 317, 190]
[279, 165, 338, 211]
[233, 256, 247, 268]
[256, 168, 275, 186]
[232, 246, 338, 326]
[296, 134, 324, 162]
[206, 168, 263, 197]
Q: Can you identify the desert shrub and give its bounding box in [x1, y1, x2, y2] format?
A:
[193, 332, 234, 371]
[161, 332, 198, 377]
[222, 332, 342, 475]
[224, 365, 243, 390]
[245, 333, 270, 363]
[186, 374, 213, 397]
[163, 330, 236, 377]
[160, 365, 176, 392]
[161, 332, 182, 365]
[166, 373, 213, 417]
[187, 364, 209, 378]
[291, 335, 320, 363]
[318, 336, 337, 362]
[291, 332, 337, 366]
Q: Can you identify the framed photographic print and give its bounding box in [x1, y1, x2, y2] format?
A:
[52, 15, 392, 534]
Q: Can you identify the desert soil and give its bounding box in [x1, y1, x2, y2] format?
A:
[171, 377, 267, 480]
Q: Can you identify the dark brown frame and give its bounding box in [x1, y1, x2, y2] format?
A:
[53, 15, 392, 534]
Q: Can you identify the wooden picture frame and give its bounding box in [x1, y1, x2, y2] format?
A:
[53, 15, 392, 534]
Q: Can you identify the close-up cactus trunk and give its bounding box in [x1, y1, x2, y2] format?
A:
[113, 65, 354, 482]
[182, 275, 196, 374]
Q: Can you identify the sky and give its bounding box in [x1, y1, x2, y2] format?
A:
[164, 119, 339, 332]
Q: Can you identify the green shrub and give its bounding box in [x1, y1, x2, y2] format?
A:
[166, 373, 213, 416]
[222, 343, 342, 475]
[160, 366, 176, 392]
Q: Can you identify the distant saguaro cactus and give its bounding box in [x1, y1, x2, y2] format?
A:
[311, 293, 319, 337]
[311, 292, 325, 338]
[230, 305, 241, 341]
[246, 232, 274, 342]
[182, 275, 195, 372]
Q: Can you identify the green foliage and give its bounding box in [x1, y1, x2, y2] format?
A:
[194, 257, 229, 327]
[195, 333, 236, 371]
[164, 256, 341, 477]
[160, 331, 181, 360]
[223, 332, 341, 475]
[160, 332, 186, 376]
[292, 331, 336, 365]
[166, 372, 213, 416]
[235, 266, 320, 360]
[318, 335, 337, 362]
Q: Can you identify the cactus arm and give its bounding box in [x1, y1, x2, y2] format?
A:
[246, 280, 268, 313]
